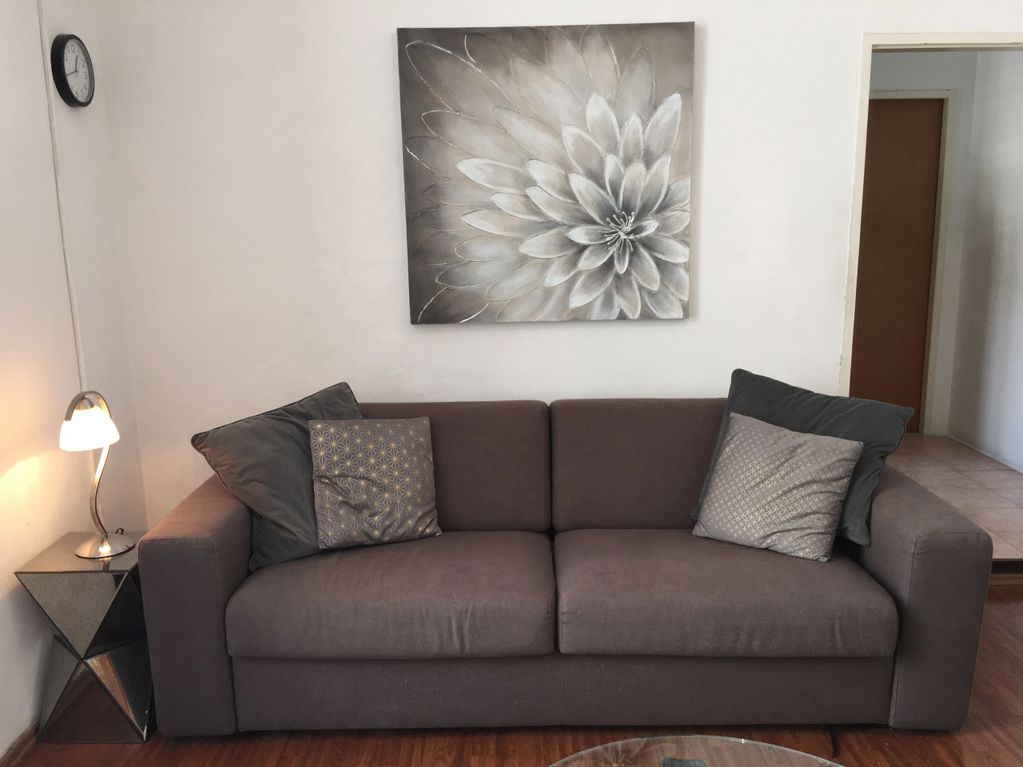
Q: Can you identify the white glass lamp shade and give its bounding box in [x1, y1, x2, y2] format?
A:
[59, 403, 120, 451]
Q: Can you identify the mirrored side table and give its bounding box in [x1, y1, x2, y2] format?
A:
[15, 532, 152, 743]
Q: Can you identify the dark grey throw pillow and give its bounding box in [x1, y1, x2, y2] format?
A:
[694, 369, 912, 545]
[191, 382, 362, 570]
[310, 418, 441, 550]
[693, 413, 863, 561]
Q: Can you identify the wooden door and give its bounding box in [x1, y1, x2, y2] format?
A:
[851, 98, 944, 433]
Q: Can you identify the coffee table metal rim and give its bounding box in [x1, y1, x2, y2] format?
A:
[548, 734, 840, 767]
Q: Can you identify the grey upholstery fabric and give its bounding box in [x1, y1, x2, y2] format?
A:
[844, 467, 992, 729]
[695, 369, 913, 545]
[226, 531, 555, 660]
[693, 413, 862, 561]
[551, 398, 725, 530]
[310, 418, 441, 550]
[232, 655, 892, 731]
[138, 476, 251, 736]
[555, 529, 897, 657]
[191, 382, 362, 569]
[360, 401, 549, 531]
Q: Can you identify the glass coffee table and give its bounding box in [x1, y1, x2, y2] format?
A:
[551, 735, 839, 767]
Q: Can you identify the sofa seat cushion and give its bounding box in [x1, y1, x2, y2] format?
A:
[227, 531, 555, 660]
[555, 529, 897, 658]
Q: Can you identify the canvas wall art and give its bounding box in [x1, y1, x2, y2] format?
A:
[398, 22, 694, 324]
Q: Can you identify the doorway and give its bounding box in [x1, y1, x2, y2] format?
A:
[849, 96, 945, 433]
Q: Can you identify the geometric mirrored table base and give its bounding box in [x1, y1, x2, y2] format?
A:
[16, 532, 152, 743]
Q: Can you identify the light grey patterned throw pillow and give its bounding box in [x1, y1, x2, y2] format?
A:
[310, 417, 442, 550]
[693, 413, 863, 562]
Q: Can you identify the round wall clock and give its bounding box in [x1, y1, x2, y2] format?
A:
[50, 34, 95, 107]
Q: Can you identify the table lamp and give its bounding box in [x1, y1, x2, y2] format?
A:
[59, 390, 134, 558]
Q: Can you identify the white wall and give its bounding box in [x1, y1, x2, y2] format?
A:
[39, 0, 147, 533]
[0, 0, 93, 753]
[950, 51, 1023, 471]
[0, 0, 146, 755]
[92, 1, 1023, 526]
[869, 51, 978, 436]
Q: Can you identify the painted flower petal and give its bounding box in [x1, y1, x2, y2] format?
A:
[567, 225, 608, 245]
[615, 274, 641, 318]
[569, 173, 618, 223]
[406, 42, 512, 119]
[536, 280, 576, 320]
[527, 160, 574, 200]
[413, 231, 464, 265]
[563, 126, 606, 182]
[547, 29, 593, 98]
[633, 218, 659, 238]
[405, 136, 469, 177]
[492, 193, 547, 222]
[508, 27, 547, 63]
[660, 262, 690, 299]
[498, 286, 555, 322]
[631, 243, 661, 290]
[643, 233, 689, 263]
[614, 241, 631, 274]
[644, 93, 683, 163]
[663, 176, 691, 209]
[656, 209, 690, 235]
[438, 259, 517, 288]
[462, 209, 551, 237]
[457, 159, 531, 192]
[415, 206, 468, 232]
[619, 162, 646, 216]
[585, 95, 621, 153]
[587, 289, 621, 320]
[526, 186, 591, 225]
[455, 235, 523, 262]
[644, 287, 685, 319]
[519, 228, 579, 258]
[638, 157, 671, 217]
[614, 47, 655, 123]
[619, 115, 644, 166]
[604, 155, 625, 204]
[464, 33, 529, 113]
[581, 27, 620, 102]
[424, 180, 493, 206]
[569, 263, 615, 308]
[495, 109, 566, 166]
[423, 111, 524, 166]
[418, 287, 488, 324]
[512, 57, 584, 129]
[577, 242, 612, 270]
[486, 258, 548, 300]
[543, 254, 580, 286]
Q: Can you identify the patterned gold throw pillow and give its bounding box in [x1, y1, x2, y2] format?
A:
[309, 417, 441, 550]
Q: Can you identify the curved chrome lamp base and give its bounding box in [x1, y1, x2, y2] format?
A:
[75, 532, 135, 559]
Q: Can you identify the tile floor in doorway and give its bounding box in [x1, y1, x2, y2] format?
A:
[889, 434, 1023, 560]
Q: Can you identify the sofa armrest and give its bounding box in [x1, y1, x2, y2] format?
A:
[845, 466, 992, 730]
[139, 476, 251, 736]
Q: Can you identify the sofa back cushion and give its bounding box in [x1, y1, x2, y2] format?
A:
[551, 398, 725, 530]
[360, 401, 549, 532]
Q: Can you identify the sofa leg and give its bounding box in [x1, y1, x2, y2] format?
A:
[829, 725, 840, 758]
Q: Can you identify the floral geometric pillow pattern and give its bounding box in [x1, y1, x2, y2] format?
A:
[309, 417, 442, 550]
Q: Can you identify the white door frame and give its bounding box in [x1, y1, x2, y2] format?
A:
[839, 34, 1023, 432]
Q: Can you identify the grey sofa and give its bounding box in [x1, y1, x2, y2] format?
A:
[139, 399, 992, 736]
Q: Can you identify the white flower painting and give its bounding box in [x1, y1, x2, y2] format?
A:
[398, 22, 694, 324]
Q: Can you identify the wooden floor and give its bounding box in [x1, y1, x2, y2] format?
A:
[15, 585, 1023, 767]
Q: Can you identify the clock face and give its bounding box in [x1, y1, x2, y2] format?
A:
[51, 35, 94, 107]
[62, 39, 92, 103]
